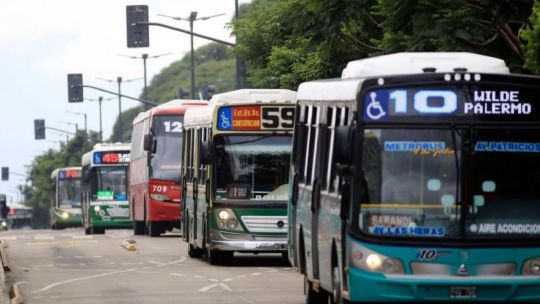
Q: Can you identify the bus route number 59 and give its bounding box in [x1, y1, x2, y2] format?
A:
[261, 107, 295, 129]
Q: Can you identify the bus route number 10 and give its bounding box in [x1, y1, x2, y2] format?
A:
[261, 106, 295, 129]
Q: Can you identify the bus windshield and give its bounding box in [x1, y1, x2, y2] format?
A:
[150, 115, 183, 181]
[359, 129, 461, 238]
[466, 128, 540, 238]
[214, 135, 292, 201]
[58, 179, 81, 208]
[91, 166, 128, 201]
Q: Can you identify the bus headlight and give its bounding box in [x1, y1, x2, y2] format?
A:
[349, 241, 404, 274]
[1, 221, 7, 227]
[218, 210, 230, 220]
[522, 257, 540, 275]
[227, 219, 238, 229]
[61, 212, 69, 219]
[94, 206, 101, 212]
[215, 209, 242, 231]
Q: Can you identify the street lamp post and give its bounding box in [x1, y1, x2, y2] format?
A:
[85, 96, 115, 142]
[118, 52, 172, 110]
[157, 12, 225, 99]
[58, 121, 78, 133]
[67, 111, 88, 134]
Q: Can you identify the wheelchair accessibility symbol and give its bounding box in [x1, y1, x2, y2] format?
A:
[220, 112, 231, 129]
[366, 92, 386, 120]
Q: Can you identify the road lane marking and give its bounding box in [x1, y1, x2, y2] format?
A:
[34, 235, 54, 240]
[2, 236, 16, 240]
[250, 272, 262, 276]
[72, 235, 93, 239]
[33, 268, 137, 293]
[170, 273, 185, 277]
[198, 283, 232, 292]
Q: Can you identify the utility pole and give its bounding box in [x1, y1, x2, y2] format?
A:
[117, 76, 123, 141]
[98, 96, 103, 142]
[235, 0, 242, 89]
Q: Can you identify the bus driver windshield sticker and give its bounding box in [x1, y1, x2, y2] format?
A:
[475, 141, 540, 153]
[384, 141, 455, 156]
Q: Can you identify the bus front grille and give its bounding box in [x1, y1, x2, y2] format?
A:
[240, 216, 288, 233]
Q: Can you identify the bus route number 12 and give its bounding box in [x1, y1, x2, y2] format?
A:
[261, 107, 295, 129]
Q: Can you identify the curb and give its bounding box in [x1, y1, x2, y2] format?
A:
[121, 239, 137, 251]
[0, 242, 10, 272]
[0, 241, 11, 304]
[9, 283, 23, 304]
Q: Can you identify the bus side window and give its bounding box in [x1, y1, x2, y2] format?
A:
[304, 106, 319, 185]
[199, 128, 208, 185]
[188, 129, 194, 181]
[324, 107, 336, 191]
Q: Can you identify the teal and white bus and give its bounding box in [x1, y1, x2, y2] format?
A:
[183, 89, 296, 265]
[50, 167, 82, 229]
[289, 52, 540, 303]
[81, 143, 131, 234]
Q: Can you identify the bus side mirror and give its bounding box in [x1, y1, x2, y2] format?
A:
[334, 126, 353, 176]
[200, 141, 210, 165]
[143, 134, 156, 153]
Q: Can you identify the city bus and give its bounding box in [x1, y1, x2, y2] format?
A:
[50, 167, 82, 229]
[289, 52, 540, 303]
[9, 203, 33, 229]
[130, 99, 207, 236]
[182, 89, 296, 265]
[81, 143, 131, 234]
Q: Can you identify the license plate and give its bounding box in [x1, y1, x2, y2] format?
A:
[450, 286, 477, 299]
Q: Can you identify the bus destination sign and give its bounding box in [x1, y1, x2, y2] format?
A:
[93, 152, 130, 165]
[217, 105, 295, 131]
[362, 84, 539, 123]
[59, 169, 81, 179]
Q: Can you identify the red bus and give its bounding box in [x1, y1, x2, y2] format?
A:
[129, 99, 207, 236]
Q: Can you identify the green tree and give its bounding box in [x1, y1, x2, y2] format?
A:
[109, 43, 237, 142]
[521, 0, 540, 74]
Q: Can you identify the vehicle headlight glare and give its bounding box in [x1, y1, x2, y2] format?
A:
[94, 206, 101, 212]
[523, 257, 540, 275]
[1, 221, 7, 227]
[227, 219, 238, 229]
[218, 210, 229, 220]
[61, 212, 69, 219]
[150, 193, 170, 201]
[366, 254, 382, 270]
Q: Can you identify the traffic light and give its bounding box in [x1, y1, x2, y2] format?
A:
[126, 5, 149, 48]
[201, 84, 216, 100]
[34, 119, 45, 140]
[1, 167, 8, 181]
[67, 73, 83, 102]
[178, 88, 189, 99]
[0, 194, 6, 219]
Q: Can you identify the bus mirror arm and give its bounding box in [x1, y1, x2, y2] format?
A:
[143, 134, 154, 153]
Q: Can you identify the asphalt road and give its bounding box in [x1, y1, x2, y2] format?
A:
[2, 228, 303, 304]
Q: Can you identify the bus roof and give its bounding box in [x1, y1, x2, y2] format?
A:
[50, 166, 81, 179]
[299, 52, 510, 101]
[184, 89, 297, 128]
[132, 99, 208, 125]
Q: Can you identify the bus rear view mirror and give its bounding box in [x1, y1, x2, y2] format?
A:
[143, 134, 155, 153]
[200, 141, 210, 165]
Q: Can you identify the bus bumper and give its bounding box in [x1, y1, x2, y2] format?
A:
[208, 231, 287, 252]
[347, 268, 540, 302]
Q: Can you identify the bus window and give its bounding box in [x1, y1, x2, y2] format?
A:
[214, 135, 292, 201]
[150, 115, 183, 181]
[91, 167, 128, 201]
[58, 179, 82, 208]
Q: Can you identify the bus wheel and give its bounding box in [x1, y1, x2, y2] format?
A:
[85, 227, 92, 235]
[305, 275, 329, 304]
[133, 220, 145, 235]
[92, 227, 105, 234]
[147, 221, 162, 237]
[188, 243, 203, 258]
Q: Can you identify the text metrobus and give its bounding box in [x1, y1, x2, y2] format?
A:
[289, 52, 540, 303]
[182, 89, 296, 265]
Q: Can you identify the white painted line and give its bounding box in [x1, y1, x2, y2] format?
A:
[198, 283, 232, 292]
[250, 272, 262, 276]
[60, 233, 77, 237]
[2, 236, 17, 240]
[137, 271, 159, 274]
[222, 278, 232, 282]
[209, 278, 219, 282]
[34, 235, 54, 240]
[170, 273, 185, 277]
[72, 235, 93, 239]
[194, 275, 206, 279]
[236, 275, 247, 279]
[34, 268, 137, 293]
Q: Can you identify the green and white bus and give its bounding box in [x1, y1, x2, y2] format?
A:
[50, 167, 82, 229]
[182, 89, 296, 265]
[81, 143, 131, 234]
[289, 52, 540, 303]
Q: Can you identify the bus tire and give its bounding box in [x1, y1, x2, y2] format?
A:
[188, 243, 203, 258]
[208, 250, 232, 266]
[305, 275, 329, 304]
[147, 221, 162, 237]
[92, 227, 105, 235]
[133, 221, 145, 235]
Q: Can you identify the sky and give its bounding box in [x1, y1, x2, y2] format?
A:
[0, 0, 250, 203]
